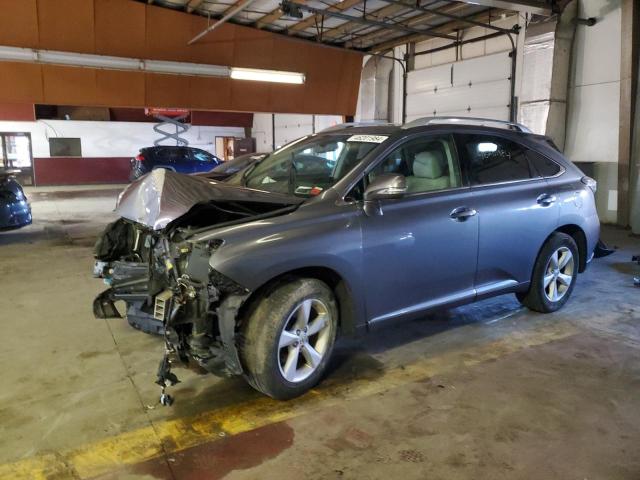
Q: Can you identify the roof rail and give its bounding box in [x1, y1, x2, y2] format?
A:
[402, 116, 532, 133]
[319, 121, 396, 133]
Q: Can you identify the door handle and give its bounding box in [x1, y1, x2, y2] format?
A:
[537, 194, 557, 206]
[450, 207, 477, 221]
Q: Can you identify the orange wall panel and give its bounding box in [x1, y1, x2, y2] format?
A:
[95, 0, 146, 58]
[231, 81, 273, 112]
[145, 74, 191, 109]
[145, 5, 198, 63]
[0, 63, 44, 104]
[0, 0, 39, 48]
[42, 65, 97, 105]
[188, 76, 232, 111]
[96, 70, 145, 107]
[0, 0, 363, 115]
[37, 0, 96, 53]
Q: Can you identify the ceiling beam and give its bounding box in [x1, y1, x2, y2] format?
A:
[382, 0, 513, 33]
[188, 0, 260, 44]
[254, 2, 303, 29]
[186, 0, 204, 13]
[286, 0, 363, 33]
[287, 1, 458, 40]
[441, 0, 551, 16]
[341, 1, 469, 46]
[366, 8, 513, 51]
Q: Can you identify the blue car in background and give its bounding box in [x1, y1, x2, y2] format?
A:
[129, 146, 222, 180]
[0, 169, 31, 230]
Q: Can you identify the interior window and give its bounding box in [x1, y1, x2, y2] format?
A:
[528, 150, 561, 177]
[461, 134, 533, 185]
[366, 135, 461, 195]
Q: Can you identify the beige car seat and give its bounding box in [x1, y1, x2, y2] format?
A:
[406, 150, 450, 193]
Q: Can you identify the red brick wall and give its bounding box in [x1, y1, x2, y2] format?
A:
[34, 157, 130, 185]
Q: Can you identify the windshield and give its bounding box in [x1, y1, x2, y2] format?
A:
[228, 134, 383, 197]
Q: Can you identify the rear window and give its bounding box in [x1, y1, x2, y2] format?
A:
[528, 150, 562, 177]
[459, 134, 534, 185]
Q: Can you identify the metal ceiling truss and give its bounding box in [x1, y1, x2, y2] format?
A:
[179, 0, 536, 55]
[283, 1, 458, 40]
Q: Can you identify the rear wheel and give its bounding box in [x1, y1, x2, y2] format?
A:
[240, 278, 338, 399]
[516, 232, 579, 313]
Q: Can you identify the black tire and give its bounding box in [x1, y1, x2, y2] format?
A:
[240, 278, 338, 400]
[516, 232, 579, 313]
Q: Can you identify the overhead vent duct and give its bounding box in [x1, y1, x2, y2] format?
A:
[518, 0, 578, 149]
[358, 56, 394, 122]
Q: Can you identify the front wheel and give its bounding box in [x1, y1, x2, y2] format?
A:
[516, 232, 579, 313]
[240, 278, 338, 399]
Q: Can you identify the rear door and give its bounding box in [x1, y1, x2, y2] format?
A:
[359, 133, 479, 325]
[191, 149, 217, 174]
[455, 132, 560, 296]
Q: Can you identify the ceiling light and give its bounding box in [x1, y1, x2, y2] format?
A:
[38, 50, 141, 70]
[230, 67, 305, 84]
[144, 60, 229, 77]
[0, 46, 36, 62]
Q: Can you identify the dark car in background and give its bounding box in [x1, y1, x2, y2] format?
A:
[130, 146, 222, 180]
[203, 152, 267, 181]
[0, 169, 31, 230]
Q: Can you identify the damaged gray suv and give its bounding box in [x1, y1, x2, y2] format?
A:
[93, 117, 600, 401]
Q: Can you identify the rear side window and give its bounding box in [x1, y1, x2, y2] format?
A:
[528, 150, 561, 177]
[459, 134, 534, 185]
[193, 150, 213, 162]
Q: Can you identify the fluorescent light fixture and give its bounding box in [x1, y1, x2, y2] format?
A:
[38, 50, 141, 70]
[0, 45, 304, 84]
[0, 46, 37, 62]
[144, 60, 228, 77]
[230, 67, 305, 84]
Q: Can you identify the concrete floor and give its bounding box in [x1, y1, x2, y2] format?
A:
[1, 188, 640, 480]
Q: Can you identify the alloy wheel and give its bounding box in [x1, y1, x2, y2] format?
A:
[278, 298, 333, 383]
[543, 246, 575, 302]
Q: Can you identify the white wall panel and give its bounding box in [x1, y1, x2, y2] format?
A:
[564, 81, 620, 163]
[0, 120, 244, 158]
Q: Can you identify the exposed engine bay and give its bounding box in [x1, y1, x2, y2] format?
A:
[92, 169, 301, 404]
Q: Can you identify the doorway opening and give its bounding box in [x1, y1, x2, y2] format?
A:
[0, 133, 34, 185]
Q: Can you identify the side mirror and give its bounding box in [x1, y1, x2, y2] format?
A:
[363, 173, 407, 201]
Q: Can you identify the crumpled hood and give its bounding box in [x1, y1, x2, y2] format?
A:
[116, 169, 302, 230]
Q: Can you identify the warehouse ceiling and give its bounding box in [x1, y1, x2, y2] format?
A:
[140, 0, 558, 52]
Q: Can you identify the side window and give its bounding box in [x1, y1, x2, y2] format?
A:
[460, 134, 534, 185]
[367, 135, 462, 194]
[193, 150, 213, 162]
[528, 150, 562, 177]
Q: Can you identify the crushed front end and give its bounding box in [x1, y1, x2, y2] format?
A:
[92, 170, 301, 404]
[94, 219, 251, 403]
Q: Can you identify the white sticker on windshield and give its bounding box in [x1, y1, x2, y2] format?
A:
[347, 134, 388, 143]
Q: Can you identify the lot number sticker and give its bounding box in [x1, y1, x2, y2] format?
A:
[347, 135, 388, 143]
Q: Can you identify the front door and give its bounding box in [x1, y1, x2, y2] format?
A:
[359, 134, 478, 325]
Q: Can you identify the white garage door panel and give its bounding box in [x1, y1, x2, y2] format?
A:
[406, 52, 512, 122]
[406, 80, 511, 118]
[407, 63, 452, 94]
[274, 114, 313, 148]
[452, 52, 511, 85]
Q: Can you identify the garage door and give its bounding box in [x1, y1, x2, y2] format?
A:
[406, 52, 512, 122]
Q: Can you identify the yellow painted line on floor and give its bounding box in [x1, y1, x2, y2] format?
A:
[0, 322, 578, 480]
